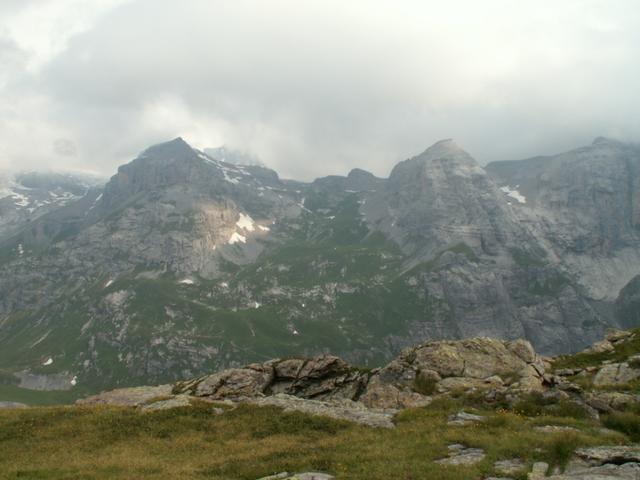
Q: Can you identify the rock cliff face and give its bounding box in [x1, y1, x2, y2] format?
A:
[616, 276, 640, 329]
[0, 137, 639, 394]
[487, 137, 640, 300]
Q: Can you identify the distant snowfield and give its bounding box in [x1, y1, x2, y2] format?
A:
[11, 191, 30, 207]
[236, 213, 255, 231]
[221, 168, 241, 184]
[196, 149, 244, 184]
[228, 232, 247, 244]
[500, 185, 526, 204]
[228, 213, 271, 244]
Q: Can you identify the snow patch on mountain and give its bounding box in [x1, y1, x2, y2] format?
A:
[228, 232, 247, 244]
[236, 213, 255, 231]
[221, 169, 241, 184]
[500, 185, 526, 204]
[11, 192, 30, 207]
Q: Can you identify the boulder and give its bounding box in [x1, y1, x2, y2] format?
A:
[412, 338, 535, 379]
[273, 358, 305, 379]
[517, 365, 546, 392]
[508, 339, 538, 363]
[77, 384, 173, 407]
[359, 381, 431, 409]
[448, 410, 485, 426]
[436, 376, 485, 393]
[587, 392, 638, 412]
[534, 425, 580, 434]
[0, 401, 28, 409]
[605, 329, 634, 344]
[257, 473, 334, 480]
[494, 458, 526, 476]
[574, 446, 640, 465]
[361, 336, 545, 406]
[584, 340, 615, 354]
[528, 462, 549, 480]
[295, 355, 350, 380]
[191, 366, 274, 399]
[140, 394, 192, 411]
[558, 463, 640, 479]
[435, 444, 486, 466]
[249, 393, 396, 429]
[173, 355, 369, 402]
[593, 363, 640, 386]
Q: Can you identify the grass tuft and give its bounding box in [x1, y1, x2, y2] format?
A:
[412, 372, 438, 396]
[512, 393, 589, 419]
[602, 412, 640, 441]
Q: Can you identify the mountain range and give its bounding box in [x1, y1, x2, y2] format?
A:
[1, 136, 639, 396]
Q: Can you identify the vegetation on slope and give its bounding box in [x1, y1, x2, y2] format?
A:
[552, 327, 640, 371]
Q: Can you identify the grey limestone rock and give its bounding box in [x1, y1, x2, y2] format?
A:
[435, 444, 486, 466]
[249, 394, 396, 429]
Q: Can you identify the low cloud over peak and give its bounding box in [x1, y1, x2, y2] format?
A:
[1, 0, 639, 180]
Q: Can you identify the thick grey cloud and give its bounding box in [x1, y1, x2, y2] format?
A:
[1, 0, 639, 180]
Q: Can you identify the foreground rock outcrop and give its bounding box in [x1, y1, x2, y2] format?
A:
[529, 446, 640, 480]
[360, 336, 546, 409]
[77, 328, 640, 430]
[77, 333, 557, 424]
[3, 327, 638, 480]
[172, 355, 369, 402]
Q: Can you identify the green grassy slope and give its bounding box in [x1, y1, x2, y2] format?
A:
[0, 398, 627, 480]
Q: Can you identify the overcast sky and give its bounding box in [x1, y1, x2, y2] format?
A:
[0, 0, 639, 180]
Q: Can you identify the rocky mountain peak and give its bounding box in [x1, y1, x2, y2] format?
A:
[101, 137, 207, 208]
[388, 140, 487, 196]
[345, 168, 382, 190]
[416, 138, 479, 167]
[141, 136, 194, 157]
[591, 136, 623, 147]
[388, 139, 483, 186]
[346, 168, 375, 179]
[421, 138, 464, 156]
